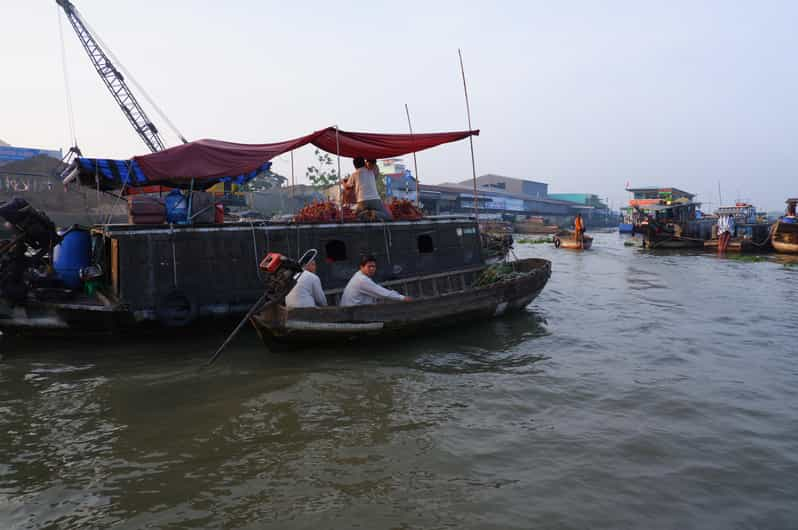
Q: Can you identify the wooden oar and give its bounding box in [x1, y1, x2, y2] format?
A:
[203, 292, 273, 368]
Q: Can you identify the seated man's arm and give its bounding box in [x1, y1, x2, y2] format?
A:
[361, 278, 405, 302]
[311, 275, 328, 306]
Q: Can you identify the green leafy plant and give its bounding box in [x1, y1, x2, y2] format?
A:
[306, 149, 339, 189]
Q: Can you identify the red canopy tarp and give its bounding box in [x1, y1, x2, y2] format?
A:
[133, 127, 478, 182]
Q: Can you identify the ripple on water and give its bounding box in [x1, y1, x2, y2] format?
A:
[0, 232, 797, 528]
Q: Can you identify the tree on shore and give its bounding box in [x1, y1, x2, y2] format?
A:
[306, 149, 340, 189]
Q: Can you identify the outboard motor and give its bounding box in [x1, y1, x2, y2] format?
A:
[0, 198, 61, 303]
[258, 252, 303, 299]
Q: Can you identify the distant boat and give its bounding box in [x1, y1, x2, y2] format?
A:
[553, 232, 593, 250]
[704, 203, 773, 253]
[513, 216, 559, 234]
[639, 201, 708, 249]
[772, 198, 798, 254]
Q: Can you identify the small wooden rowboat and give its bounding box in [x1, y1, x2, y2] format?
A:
[250, 258, 551, 347]
[553, 234, 593, 250]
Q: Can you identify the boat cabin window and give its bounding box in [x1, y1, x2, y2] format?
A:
[325, 240, 347, 262]
[417, 234, 434, 254]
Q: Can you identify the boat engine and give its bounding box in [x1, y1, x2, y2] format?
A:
[258, 252, 303, 300]
[0, 198, 61, 303]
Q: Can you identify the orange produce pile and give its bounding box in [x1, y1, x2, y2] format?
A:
[388, 199, 424, 221]
[294, 201, 357, 223]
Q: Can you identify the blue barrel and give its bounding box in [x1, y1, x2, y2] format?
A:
[53, 226, 91, 289]
[165, 190, 189, 224]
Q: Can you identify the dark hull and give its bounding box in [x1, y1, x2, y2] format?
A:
[250, 258, 551, 346]
[0, 217, 491, 333]
[704, 238, 773, 253]
[642, 236, 705, 249]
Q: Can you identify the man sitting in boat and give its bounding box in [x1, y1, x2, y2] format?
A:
[343, 156, 391, 221]
[285, 258, 328, 308]
[340, 255, 412, 306]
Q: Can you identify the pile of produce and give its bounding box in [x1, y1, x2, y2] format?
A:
[294, 201, 356, 223]
[388, 199, 424, 221]
[473, 263, 525, 287]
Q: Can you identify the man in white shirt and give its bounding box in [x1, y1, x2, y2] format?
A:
[717, 214, 735, 253]
[344, 156, 391, 221]
[340, 255, 412, 306]
[285, 258, 328, 308]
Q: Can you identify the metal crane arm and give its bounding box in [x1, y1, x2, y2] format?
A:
[56, 0, 165, 153]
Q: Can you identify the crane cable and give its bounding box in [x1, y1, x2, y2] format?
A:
[57, 9, 78, 152]
[73, 5, 188, 145]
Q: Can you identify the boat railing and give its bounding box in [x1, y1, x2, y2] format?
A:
[322, 265, 486, 306]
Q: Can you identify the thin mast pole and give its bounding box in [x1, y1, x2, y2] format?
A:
[290, 150, 295, 198]
[336, 126, 343, 223]
[404, 103, 421, 207]
[458, 48, 479, 222]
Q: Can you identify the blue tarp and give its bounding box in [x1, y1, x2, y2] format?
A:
[74, 157, 271, 191]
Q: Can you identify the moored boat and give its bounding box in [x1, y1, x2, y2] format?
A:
[0, 127, 495, 335]
[772, 199, 798, 254]
[249, 258, 551, 347]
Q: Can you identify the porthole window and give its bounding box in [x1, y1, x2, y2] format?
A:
[417, 234, 434, 253]
[325, 240, 347, 262]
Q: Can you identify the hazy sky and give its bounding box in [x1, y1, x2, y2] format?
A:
[2, 1, 796, 210]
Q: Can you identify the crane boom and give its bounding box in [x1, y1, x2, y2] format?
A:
[56, 0, 165, 152]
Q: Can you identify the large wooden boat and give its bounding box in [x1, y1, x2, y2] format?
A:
[250, 258, 551, 347]
[0, 127, 497, 334]
[0, 216, 492, 333]
[639, 202, 712, 249]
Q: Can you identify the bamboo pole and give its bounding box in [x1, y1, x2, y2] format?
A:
[336, 126, 343, 223]
[458, 49, 479, 222]
[404, 103, 421, 207]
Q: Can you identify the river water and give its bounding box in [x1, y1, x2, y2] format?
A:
[1, 231, 796, 529]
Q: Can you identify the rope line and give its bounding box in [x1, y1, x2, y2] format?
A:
[57, 9, 78, 148]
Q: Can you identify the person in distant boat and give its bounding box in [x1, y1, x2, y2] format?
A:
[574, 213, 585, 249]
[343, 156, 391, 221]
[717, 213, 735, 253]
[285, 258, 328, 308]
[340, 255, 412, 306]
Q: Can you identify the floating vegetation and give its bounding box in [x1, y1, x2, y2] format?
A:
[623, 240, 638, 247]
[474, 263, 524, 286]
[726, 254, 767, 263]
[517, 237, 552, 244]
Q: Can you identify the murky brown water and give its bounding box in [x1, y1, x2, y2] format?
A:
[1, 232, 797, 529]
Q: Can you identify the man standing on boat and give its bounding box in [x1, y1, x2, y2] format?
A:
[718, 213, 735, 253]
[343, 157, 391, 221]
[574, 213, 585, 249]
[285, 258, 328, 308]
[340, 255, 412, 306]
